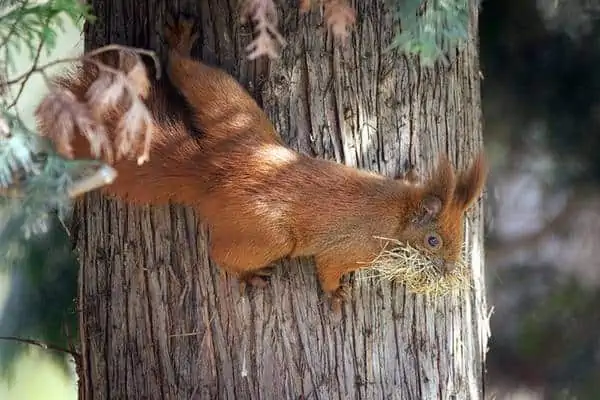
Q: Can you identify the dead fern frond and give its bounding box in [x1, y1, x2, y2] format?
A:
[240, 0, 286, 60]
[19, 44, 158, 167]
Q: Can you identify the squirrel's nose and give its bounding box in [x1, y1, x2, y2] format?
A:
[433, 258, 455, 274]
[443, 261, 456, 274]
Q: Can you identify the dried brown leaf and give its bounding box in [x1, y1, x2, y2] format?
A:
[114, 98, 153, 164]
[117, 50, 150, 99]
[125, 59, 150, 99]
[85, 52, 149, 114]
[36, 87, 112, 162]
[80, 49, 153, 164]
[323, 0, 356, 42]
[299, 0, 312, 13]
[86, 72, 126, 115]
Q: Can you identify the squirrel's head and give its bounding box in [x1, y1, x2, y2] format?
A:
[398, 152, 488, 274]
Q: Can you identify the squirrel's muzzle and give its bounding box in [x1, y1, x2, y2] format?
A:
[433, 257, 455, 275]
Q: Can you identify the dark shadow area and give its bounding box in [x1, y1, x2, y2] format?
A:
[0, 216, 78, 381]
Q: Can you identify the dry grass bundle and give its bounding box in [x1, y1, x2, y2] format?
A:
[360, 237, 472, 296]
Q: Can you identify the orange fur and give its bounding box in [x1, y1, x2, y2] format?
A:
[36, 17, 488, 309]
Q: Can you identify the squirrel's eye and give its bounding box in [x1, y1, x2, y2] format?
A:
[428, 236, 439, 247]
[424, 233, 443, 249]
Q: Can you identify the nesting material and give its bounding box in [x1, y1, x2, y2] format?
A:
[361, 237, 471, 296]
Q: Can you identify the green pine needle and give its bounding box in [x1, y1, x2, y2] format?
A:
[387, 0, 470, 67]
[0, 111, 111, 240]
[0, 0, 93, 72]
[0, 0, 99, 243]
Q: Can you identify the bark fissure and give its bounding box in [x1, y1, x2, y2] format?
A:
[104, 222, 113, 399]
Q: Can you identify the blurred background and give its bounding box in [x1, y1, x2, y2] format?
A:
[0, 13, 82, 399]
[481, 0, 600, 398]
[1, 0, 600, 398]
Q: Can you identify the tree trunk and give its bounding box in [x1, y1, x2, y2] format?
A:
[73, 0, 488, 399]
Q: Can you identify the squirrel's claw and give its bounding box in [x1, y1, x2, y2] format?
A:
[164, 14, 200, 55]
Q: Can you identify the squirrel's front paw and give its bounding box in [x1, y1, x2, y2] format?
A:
[329, 283, 351, 314]
[164, 14, 199, 55]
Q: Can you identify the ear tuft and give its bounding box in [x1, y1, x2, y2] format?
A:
[395, 168, 420, 184]
[423, 154, 456, 207]
[453, 151, 488, 210]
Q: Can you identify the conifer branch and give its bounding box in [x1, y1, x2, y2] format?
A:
[387, 0, 470, 66]
[0, 335, 80, 359]
[238, 0, 469, 65]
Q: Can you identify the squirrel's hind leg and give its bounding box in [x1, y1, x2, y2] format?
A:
[162, 15, 278, 143]
[209, 230, 293, 294]
[164, 14, 198, 56]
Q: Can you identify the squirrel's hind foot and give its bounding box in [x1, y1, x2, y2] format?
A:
[164, 14, 199, 55]
[238, 267, 275, 295]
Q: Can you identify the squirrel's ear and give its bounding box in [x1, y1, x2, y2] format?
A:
[453, 151, 488, 210]
[413, 195, 443, 226]
[422, 155, 456, 207]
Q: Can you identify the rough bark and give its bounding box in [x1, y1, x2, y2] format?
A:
[74, 0, 488, 399]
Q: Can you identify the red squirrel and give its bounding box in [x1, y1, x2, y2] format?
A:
[36, 17, 488, 309]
